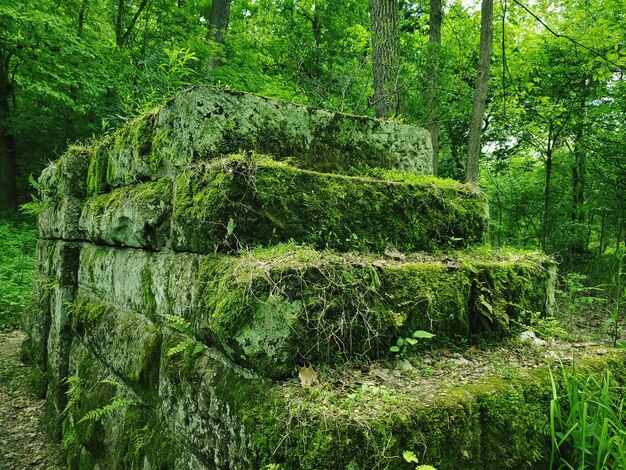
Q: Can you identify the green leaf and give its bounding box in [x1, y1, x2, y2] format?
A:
[403, 450, 419, 463]
[412, 330, 435, 339]
[390, 346, 400, 352]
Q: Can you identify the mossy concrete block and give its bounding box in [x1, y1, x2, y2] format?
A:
[159, 331, 259, 468]
[194, 246, 555, 378]
[77, 244, 202, 320]
[38, 196, 85, 240]
[42, 241, 80, 436]
[171, 155, 487, 253]
[149, 250, 204, 319]
[79, 178, 172, 249]
[37, 147, 90, 240]
[251, 352, 626, 469]
[104, 86, 433, 188]
[38, 145, 90, 201]
[21, 240, 57, 395]
[71, 293, 161, 397]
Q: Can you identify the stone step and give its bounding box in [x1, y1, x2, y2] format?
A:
[64, 155, 487, 252]
[170, 155, 487, 253]
[85, 85, 433, 193]
[75, 243, 555, 378]
[59, 316, 626, 469]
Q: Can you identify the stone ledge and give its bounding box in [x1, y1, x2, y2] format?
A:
[90, 86, 433, 191]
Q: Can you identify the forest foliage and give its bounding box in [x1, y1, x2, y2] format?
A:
[0, 0, 625, 274]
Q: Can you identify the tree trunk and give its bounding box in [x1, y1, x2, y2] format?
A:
[541, 130, 553, 251]
[78, 0, 88, 37]
[0, 51, 17, 210]
[207, 0, 231, 68]
[465, 0, 494, 184]
[115, 0, 149, 48]
[369, 0, 399, 118]
[570, 127, 586, 255]
[115, 0, 125, 47]
[425, 0, 442, 175]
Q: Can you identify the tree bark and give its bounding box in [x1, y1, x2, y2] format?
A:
[206, 0, 231, 68]
[570, 126, 586, 255]
[0, 50, 17, 210]
[115, 0, 149, 48]
[78, 0, 88, 37]
[369, 0, 399, 118]
[465, 0, 494, 184]
[425, 0, 442, 175]
[541, 128, 553, 251]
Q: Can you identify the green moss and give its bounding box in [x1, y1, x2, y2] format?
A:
[171, 155, 487, 254]
[71, 296, 111, 329]
[237, 351, 626, 470]
[86, 140, 112, 196]
[194, 245, 554, 378]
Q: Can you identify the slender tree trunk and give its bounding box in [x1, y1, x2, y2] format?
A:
[369, 0, 399, 118]
[78, 0, 89, 37]
[115, 0, 148, 48]
[0, 52, 17, 210]
[115, 0, 125, 47]
[465, 0, 494, 184]
[425, 0, 442, 175]
[571, 127, 586, 255]
[541, 131, 553, 250]
[207, 0, 231, 68]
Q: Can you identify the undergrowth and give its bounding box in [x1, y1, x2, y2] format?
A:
[0, 212, 37, 330]
[550, 366, 626, 470]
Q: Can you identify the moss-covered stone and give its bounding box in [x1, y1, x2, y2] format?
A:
[77, 243, 202, 321]
[38, 196, 85, 241]
[38, 145, 91, 201]
[171, 155, 487, 253]
[102, 86, 432, 188]
[192, 245, 554, 378]
[71, 293, 161, 399]
[62, 339, 193, 470]
[79, 178, 172, 249]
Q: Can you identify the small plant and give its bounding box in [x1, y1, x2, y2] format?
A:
[390, 330, 435, 359]
[161, 313, 203, 359]
[603, 250, 625, 346]
[78, 378, 138, 424]
[402, 450, 437, 469]
[549, 366, 626, 469]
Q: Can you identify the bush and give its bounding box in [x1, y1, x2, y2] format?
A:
[0, 212, 37, 330]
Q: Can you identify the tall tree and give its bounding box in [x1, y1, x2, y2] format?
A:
[425, 0, 442, 175]
[0, 47, 17, 210]
[465, 0, 494, 184]
[207, 0, 231, 68]
[369, 0, 399, 118]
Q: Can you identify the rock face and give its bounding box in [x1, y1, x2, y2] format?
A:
[23, 87, 566, 469]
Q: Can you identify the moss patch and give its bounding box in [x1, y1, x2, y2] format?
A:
[79, 178, 172, 249]
[171, 155, 487, 253]
[194, 244, 554, 378]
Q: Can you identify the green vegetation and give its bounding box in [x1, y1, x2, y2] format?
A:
[0, 214, 36, 330]
[550, 367, 626, 470]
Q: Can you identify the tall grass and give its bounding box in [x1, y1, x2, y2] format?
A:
[0, 212, 37, 330]
[549, 366, 626, 470]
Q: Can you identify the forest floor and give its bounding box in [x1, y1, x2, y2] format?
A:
[0, 330, 63, 470]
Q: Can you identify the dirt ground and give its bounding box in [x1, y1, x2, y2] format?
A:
[0, 330, 63, 470]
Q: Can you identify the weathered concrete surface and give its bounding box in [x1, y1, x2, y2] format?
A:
[170, 155, 487, 253]
[98, 86, 433, 190]
[22, 87, 571, 469]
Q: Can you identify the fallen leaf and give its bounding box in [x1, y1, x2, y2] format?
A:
[298, 365, 320, 388]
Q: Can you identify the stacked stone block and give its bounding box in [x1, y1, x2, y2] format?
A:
[23, 86, 568, 469]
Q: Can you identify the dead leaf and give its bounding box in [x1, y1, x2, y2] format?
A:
[384, 245, 405, 261]
[298, 365, 320, 388]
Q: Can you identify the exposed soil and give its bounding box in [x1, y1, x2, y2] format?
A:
[0, 330, 63, 470]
